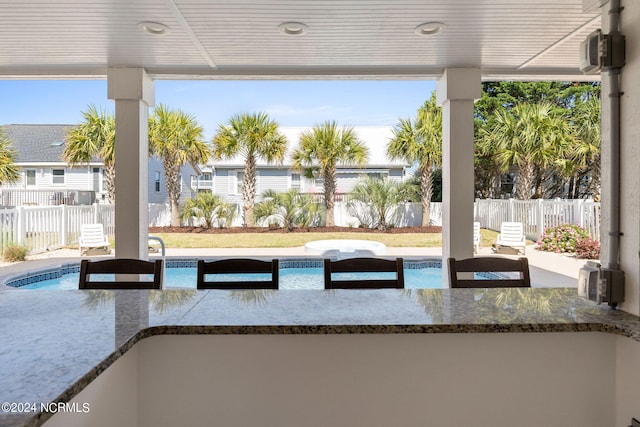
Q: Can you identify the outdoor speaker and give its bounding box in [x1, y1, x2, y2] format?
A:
[580, 29, 625, 73]
[580, 30, 602, 73]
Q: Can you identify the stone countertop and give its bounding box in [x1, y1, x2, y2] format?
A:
[1, 287, 640, 427]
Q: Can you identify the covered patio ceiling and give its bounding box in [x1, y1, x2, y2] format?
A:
[0, 0, 602, 81]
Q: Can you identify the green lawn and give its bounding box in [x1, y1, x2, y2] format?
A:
[143, 229, 500, 249]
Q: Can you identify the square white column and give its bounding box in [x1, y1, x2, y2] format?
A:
[437, 68, 481, 287]
[108, 68, 155, 259]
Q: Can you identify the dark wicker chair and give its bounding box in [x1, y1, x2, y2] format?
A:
[323, 257, 404, 289]
[79, 258, 163, 289]
[197, 258, 279, 290]
[447, 256, 531, 288]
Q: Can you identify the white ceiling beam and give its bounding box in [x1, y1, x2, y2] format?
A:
[517, 15, 600, 70]
[163, 0, 217, 69]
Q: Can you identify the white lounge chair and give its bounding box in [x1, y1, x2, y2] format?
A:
[495, 221, 526, 254]
[78, 224, 111, 255]
[473, 221, 481, 253]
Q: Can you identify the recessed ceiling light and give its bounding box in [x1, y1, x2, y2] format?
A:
[138, 21, 171, 35]
[278, 22, 308, 35]
[414, 22, 447, 36]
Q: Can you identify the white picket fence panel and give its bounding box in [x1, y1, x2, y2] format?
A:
[2, 205, 114, 253]
[475, 198, 600, 241]
[0, 199, 599, 254]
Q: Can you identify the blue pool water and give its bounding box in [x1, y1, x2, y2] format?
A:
[10, 259, 443, 290]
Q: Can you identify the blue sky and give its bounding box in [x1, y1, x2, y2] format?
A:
[0, 79, 436, 139]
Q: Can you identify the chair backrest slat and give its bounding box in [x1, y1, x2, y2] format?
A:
[79, 258, 163, 290]
[499, 222, 524, 243]
[447, 256, 531, 288]
[324, 257, 404, 289]
[197, 259, 279, 290]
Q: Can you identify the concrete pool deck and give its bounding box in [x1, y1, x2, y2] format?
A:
[0, 243, 589, 289]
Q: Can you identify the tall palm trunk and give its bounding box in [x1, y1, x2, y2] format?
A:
[164, 154, 182, 227]
[243, 154, 257, 226]
[419, 165, 433, 226]
[105, 163, 116, 203]
[533, 169, 544, 199]
[516, 159, 534, 200]
[591, 157, 601, 200]
[324, 167, 337, 227]
[567, 174, 576, 199]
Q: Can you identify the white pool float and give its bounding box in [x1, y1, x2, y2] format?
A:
[304, 239, 387, 258]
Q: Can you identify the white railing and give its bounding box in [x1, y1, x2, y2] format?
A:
[189, 177, 214, 191]
[0, 204, 117, 254]
[475, 198, 601, 241]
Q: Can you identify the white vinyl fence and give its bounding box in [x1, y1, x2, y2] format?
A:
[475, 198, 601, 241]
[0, 204, 115, 254]
[0, 199, 599, 254]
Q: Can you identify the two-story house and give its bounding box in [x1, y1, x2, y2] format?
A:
[0, 124, 198, 207]
[197, 126, 412, 207]
[2, 124, 412, 210]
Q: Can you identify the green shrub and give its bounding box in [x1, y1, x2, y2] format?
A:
[3, 244, 29, 262]
[576, 237, 601, 259]
[537, 224, 590, 253]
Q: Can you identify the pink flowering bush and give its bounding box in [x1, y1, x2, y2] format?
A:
[575, 237, 601, 259]
[537, 224, 590, 254]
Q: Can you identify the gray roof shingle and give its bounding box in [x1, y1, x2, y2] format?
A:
[2, 124, 77, 163]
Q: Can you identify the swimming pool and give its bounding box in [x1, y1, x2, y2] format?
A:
[7, 259, 444, 290]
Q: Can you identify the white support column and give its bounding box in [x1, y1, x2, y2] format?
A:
[602, 0, 640, 315]
[107, 68, 155, 259]
[437, 68, 481, 287]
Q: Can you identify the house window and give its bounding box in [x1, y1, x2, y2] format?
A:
[230, 171, 244, 195]
[101, 169, 107, 193]
[92, 168, 103, 192]
[291, 173, 301, 190]
[368, 172, 387, 181]
[52, 169, 65, 185]
[155, 171, 161, 192]
[25, 169, 36, 186]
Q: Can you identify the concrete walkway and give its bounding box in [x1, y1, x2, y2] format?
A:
[0, 243, 589, 289]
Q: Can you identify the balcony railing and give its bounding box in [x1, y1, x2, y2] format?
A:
[190, 177, 214, 191]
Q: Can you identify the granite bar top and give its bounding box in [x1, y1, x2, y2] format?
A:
[1, 287, 640, 427]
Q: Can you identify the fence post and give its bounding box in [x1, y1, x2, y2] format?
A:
[508, 198, 514, 222]
[474, 198, 478, 223]
[537, 199, 545, 239]
[16, 206, 25, 245]
[59, 205, 67, 246]
[576, 199, 585, 228]
[93, 203, 99, 224]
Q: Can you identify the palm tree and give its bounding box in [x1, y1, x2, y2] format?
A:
[149, 104, 210, 227]
[181, 191, 237, 228]
[63, 105, 116, 202]
[387, 94, 442, 226]
[291, 121, 368, 227]
[571, 96, 601, 199]
[347, 176, 419, 230]
[212, 112, 288, 227]
[253, 188, 319, 230]
[0, 127, 19, 185]
[479, 102, 573, 200]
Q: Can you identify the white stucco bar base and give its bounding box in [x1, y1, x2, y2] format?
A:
[45, 332, 640, 427]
